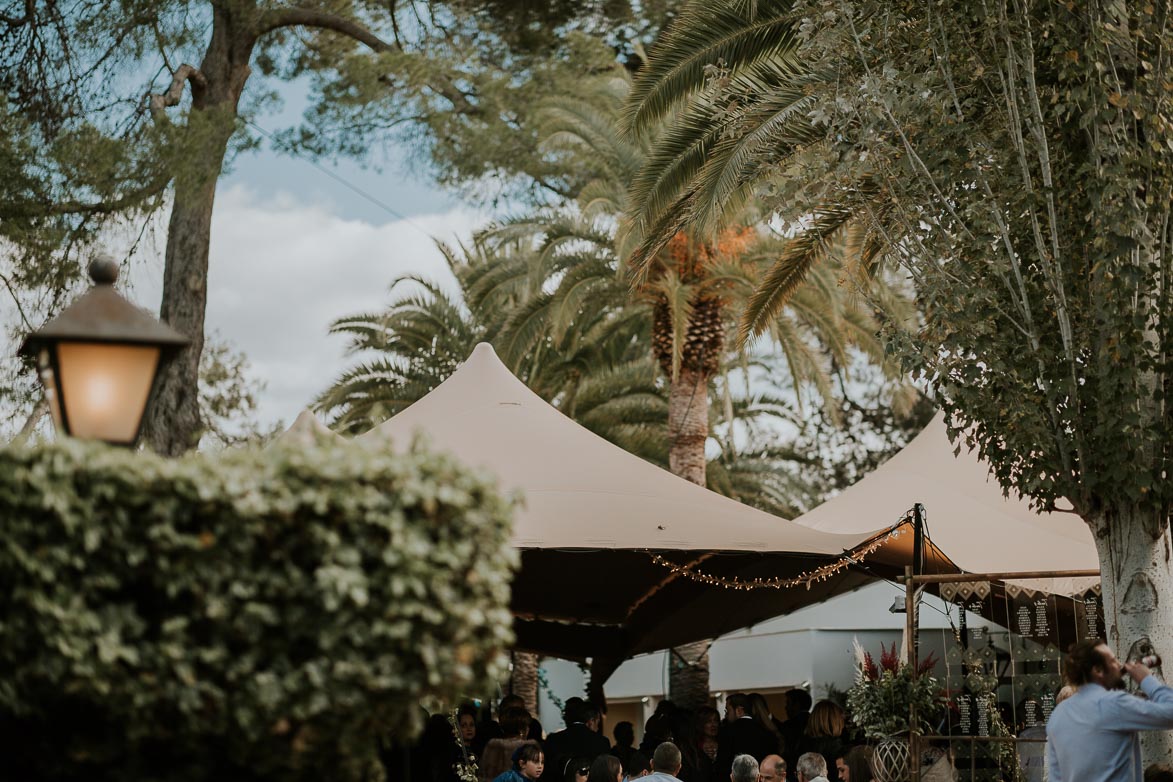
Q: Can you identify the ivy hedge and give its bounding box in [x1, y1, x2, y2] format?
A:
[0, 439, 518, 782]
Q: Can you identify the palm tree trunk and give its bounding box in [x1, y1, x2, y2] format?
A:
[511, 651, 540, 716]
[668, 366, 709, 484]
[667, 365, 712, 710]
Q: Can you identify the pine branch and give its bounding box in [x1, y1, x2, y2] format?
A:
[146, 63, 207, 119]
[13, 398, 48, 444]
[255, 7, 392, 51]
[0, 175, 171, 219]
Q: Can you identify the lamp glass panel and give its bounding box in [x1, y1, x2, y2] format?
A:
[36, 348, 64, 429]
[56, 341, 161, 443]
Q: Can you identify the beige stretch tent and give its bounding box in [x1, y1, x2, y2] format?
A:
[355, 343, 912, 663]
[791, 412, 1100, 589]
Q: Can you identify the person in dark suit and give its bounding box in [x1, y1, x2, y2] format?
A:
[715, 694, 779, 779]
[540, 698, 611, 782]
[779, 690, 812, 782]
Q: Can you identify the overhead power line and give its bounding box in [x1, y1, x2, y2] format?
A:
[243, 118, 439, 241]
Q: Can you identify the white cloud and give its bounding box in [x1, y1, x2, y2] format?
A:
[132, 185, 486, 431]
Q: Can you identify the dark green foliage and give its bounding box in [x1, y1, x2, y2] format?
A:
[319, 73, 927, 516]
[0, 0, 685, 450]
[627, 0, 1173, 524]
[787, 0, 1173, 522]
[0, 439, 517, 782]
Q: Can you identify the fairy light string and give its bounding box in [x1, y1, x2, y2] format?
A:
[646, 516, 912, 592]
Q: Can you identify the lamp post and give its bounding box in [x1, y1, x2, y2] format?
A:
[18, 255, 189, 447]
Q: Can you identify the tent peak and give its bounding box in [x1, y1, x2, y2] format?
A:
[270, 409, 343, 447]
[470, 342, 499, 359]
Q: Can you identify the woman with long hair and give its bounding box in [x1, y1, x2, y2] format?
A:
[480, 707, 532, 781]
[695, 706, 721, 764]
[670, 708, 712, 782]
[834, 746, 873, 782]
[748, 693, 784, 755]
[799, 701, 847, 780]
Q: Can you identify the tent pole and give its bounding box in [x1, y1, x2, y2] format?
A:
[909, 503, 924, 782]
[906, 564, 920, 782]
[913, 502, 925, 576]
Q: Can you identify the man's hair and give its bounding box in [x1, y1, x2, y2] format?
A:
[785, 689, 813, 715]
[563, 696, 587, 723]
[500, 706, 531, 738]
[725, 692, 750, 712]
[652, 742, 682, 772]
[796, 752, 827, 781]
[731, 755, 760, 782]
[614, 720, 635, 747]
[581, 703, 601, 724]
[1065, 639, 1109, 686]
[500, 693, 524, 710]
[1146, 763, 1173, 782]
[762, 754, 786, 775]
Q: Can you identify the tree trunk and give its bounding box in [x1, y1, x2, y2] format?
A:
[668, 366, 708, 485]
[670, 640, 712, 711]
[1093, 506, 1173, 767]
[143, 10, 253, 455]
[511, 651, 540, 716]
[143, 153, 221, 454]
[667, 366, 712, 709]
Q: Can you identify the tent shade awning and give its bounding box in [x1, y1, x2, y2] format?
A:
[355, 343, 898, 658]
[790, 412, 1100, 594]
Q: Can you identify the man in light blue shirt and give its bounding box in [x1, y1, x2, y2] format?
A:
[643, 742, 683, 782]
[1047, 639, 1173, 782]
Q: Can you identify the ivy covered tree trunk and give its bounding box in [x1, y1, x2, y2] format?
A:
[1093, 507, 1173, 765]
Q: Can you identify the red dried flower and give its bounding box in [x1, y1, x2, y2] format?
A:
[880, 642, 901, 674]
[863, 650, 878, 682]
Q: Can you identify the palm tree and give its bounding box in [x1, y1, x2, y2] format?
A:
[482, 71, 913, 709]
[314, 244, 488, 435]
[622, 0, 892, 342]
[320, 62, 920, 711]
[315, 240, 667, 453]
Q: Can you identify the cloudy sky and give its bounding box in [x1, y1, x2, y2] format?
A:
[118, 100, 497, 434]
[0, 75, 503, 439]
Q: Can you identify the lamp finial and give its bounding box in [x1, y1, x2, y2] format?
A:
[88, 255, 119, 286]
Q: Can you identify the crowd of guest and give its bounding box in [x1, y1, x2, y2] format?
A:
[393, 690, 882, 782]
[392, 637, 1173, 782]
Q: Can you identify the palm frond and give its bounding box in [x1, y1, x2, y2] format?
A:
[498, 292, 557, 367]
[624, 0, 802, 134]
[737, 199, 857, 344]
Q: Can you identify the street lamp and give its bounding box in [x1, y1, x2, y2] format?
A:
[19, 255, 189, 446]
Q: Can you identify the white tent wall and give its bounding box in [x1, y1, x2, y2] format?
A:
[538, 583, 993, 739]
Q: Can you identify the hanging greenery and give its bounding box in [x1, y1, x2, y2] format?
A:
[0, 438, 518, 782]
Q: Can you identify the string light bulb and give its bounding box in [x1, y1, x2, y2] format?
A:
[646, 517, 911, 592]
